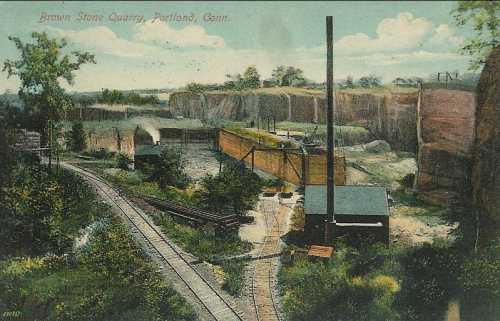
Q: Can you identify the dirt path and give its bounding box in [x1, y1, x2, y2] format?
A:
[247, 194, 295, 321]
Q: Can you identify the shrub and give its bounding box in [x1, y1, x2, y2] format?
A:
[116, 153, 132, 171]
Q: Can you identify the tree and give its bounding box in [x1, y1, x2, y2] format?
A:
[69, 121, 86, 152]
[195, 161, 262, 215]
[272, 65, 305, 86]
[241, 66, 261, 89]
[3, 32, 95, 144]
[453, 1, 500, 70]
[146, 147, 190, 189]
[345, 75, 354, 88]
[357, 75, 382, 88]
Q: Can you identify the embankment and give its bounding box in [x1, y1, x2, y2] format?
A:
[218, 129, 346, 186]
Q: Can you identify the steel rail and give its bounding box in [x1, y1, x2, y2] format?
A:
[66, 163, 245, 321]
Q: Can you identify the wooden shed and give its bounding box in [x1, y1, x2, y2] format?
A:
[304, 185, 390, 244]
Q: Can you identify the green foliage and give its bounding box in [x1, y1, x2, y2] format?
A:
[396, 242, 460, 321]
[2, 32, 95, 143]
[459, 240, 500, 321]
[153, 215, 251, 262]
[144, 147, 190, 189]
[116, 153, 131, 171]
[453, 1, 500, 70]
[0, 219, 197, 321]
[0, 125, 16, 187]
[241, 65, 261, 89]
[195, 160, 262, 215]
[69, 121, 86, 152]
[98, 88, 160, 105]
[0, 166, 99, 256]
[357, 74, 383, 88]
[272, 65, 305, 87]
[221, 260, 246, 296]
[280, 248, 400, 321]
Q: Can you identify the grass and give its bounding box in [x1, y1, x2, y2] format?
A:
[227, 127, 287, 147]
[276, 121, 372, 146]
[61, 116, 206, 135]
[152, 213, 251, 297]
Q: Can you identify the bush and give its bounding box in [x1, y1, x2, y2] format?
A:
[195, 160, 262, 215]
[280, 250, 400, 321]
[396, 242, 460, 321]
[144, 147, 190, 189]
[116, 153, 132, 171]
[221, 260, 246, 296]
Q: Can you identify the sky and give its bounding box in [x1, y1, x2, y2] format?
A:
[0, 1, 475, 92]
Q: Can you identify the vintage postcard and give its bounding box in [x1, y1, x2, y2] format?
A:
[0, 1, 499, 321]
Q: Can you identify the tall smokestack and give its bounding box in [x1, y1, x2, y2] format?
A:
[325, 16, 335, 244]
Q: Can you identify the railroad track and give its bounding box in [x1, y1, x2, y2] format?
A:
[251, 196, 283, 321]
[140, 195, 240, 229]
[63, 162, 245, 321]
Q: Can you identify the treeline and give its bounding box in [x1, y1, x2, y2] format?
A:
[72, 88, 161, 107]
[185, 65, 320, 93]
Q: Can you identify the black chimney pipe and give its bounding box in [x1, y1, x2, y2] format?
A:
[325, 16, 335, 245]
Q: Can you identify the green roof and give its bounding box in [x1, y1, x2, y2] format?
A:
[304, 185, 389, 216]
[135, 144, 165, 156]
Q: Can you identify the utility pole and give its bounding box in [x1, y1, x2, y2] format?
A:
[325, 16, 336, 245]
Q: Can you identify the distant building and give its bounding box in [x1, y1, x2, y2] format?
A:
[304, 185, 390, 244]
[134, 144, 166, 170]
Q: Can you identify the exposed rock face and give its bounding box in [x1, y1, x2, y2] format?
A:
[471, 46, 500, 240]
[169, 89, 418, 152]
[415, 89, 476, 205]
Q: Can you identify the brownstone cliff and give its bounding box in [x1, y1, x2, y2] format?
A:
[169, 88, 418, 152]
[471, 46, 500, 240]
[415, 89, 476, 205]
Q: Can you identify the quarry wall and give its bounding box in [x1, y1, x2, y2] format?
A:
[415, 89, 476, 205]
[169, 89, 418, 152]
[471, 46, 500, 241]
[218, 129, 346, 186]
[85, 128, 136, 156]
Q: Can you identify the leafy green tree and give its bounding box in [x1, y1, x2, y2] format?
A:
[2, 32, 95, 144]
[358, 74, 382, 88]
[453, 1, 500, 70]
[195, 160, 262, 215]
[241, 65, 261, 89]
[272, 65, 306, 86]
[68, 121, 86, 152]
[146, 147, 190, 189]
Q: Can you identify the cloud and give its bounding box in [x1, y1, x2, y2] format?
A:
[334, 12, 433, 55]
[28, 11, 468, 92]
[333, 12, 463, 56]
[46, 26, 157, 58]
[133, 20, 225, 48]
[429, 24, 464, 47]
